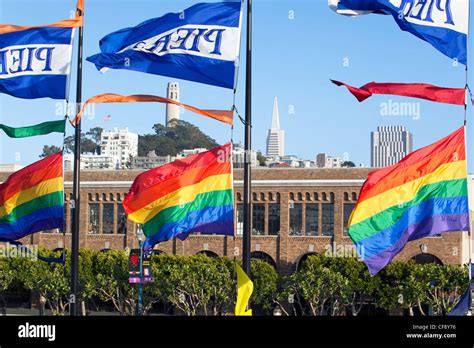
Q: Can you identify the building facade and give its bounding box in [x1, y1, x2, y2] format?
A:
[316, 153, 342, 168]
[166, 82, 180, 126]
[371, 125, 413, 168]
[132, 151, 176, 170]
[3, 168, 469, 275]
[266, 97, 285, 157]
[100, 128, 138, 169]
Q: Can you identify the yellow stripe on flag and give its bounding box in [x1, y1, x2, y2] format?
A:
[0, 177, 63, 217]
[235, 263, 253, 316]
[127, 173, 232, 224]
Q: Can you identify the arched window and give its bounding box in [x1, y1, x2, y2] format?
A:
[197, 250, 219, 258]
[295, 252, 317, 271]
[411, 253, 443, 265]
[251, 251, 277, 269]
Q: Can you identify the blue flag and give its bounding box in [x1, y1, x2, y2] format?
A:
[87, 2, 243, 89]
[0, 27, 74, 99]
[448, 288, 471, 316]
[329, 0, 469, 65]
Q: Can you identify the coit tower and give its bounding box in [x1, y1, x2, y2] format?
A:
[166, 82, 180, 126]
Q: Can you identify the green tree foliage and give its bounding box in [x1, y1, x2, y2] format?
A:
[39, 145, 62, 158]
[91, 250, 161, 316]
[256, 152, 266, 166]
[250, 260, 279, 310]
[138, 120, 219, 156]
[0, 249, 469, 316]
[342, 161, 356, 168]
[282, 255, 351, 316]
[152, 254, 234, 316]
[416, 263, 469, 315]
[376, 261, 425, 316]
[63, 128, 103, 155]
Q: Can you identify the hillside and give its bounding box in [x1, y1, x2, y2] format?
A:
[138, 120, 220, 156]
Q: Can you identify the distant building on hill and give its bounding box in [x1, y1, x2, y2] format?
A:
[132, 151, 176, 170]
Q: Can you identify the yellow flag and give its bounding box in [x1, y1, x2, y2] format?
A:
[235, 263, 253, 316]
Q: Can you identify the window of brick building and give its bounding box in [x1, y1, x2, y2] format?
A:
[88, 203, 99, 234]
[103, 204, 114, 234]
[305, 203, 319, 236]
[290, 203, 303, 236]
[343, 203, 355, 236]
[236, 203, 244, 236]
[268, 203, 280, 235]
[322, 203, 334, 236]
[252, 204, 265, 235]
[117, 204, 127, 234]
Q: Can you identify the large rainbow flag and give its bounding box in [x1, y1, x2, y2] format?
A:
[348, 127, 470, 275]
[0, 152, 64, 242]
[123, 143, 234, 247]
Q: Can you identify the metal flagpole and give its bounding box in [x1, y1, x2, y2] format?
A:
[70, 4, 84, 316]
[242, 0, 252, 282]
[466, 1, 473, 315]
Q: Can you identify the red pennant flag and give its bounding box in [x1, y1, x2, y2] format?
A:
[331, 80, 466, 106]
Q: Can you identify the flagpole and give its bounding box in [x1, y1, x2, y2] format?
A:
[242, 0, 252, 282]
[466, 1, 472, 315]
[70, 5, 84, 316]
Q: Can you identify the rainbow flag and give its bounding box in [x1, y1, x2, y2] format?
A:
[0, 152, 64, 242]
[349, 127, 469, 275]
[123, 144, 234, 247]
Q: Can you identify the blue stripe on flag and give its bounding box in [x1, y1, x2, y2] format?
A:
[0, 27, 73, 47]
[0, 205, 64, 242]
[0, 75, 68, 99]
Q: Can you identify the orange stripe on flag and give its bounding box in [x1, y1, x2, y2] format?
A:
[0, 0, 83, 34]
[72, 94, 234, 126]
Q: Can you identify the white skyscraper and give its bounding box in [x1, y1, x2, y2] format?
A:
[166, 82, 180, 126]
[100, 128, 138, 169]
[266, 97, 285, 157]
[371, 125, 413, 168]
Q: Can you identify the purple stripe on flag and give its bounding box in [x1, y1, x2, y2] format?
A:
[364, 213, 470, 276]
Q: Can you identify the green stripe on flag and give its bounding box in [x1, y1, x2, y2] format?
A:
[348, 179, 468, 243]
[143, 189, 233, 235]
[0, 120, 66, 138]
[0, 191, 64, 225]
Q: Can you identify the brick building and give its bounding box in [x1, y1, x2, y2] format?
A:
[1, 168, 471, 274]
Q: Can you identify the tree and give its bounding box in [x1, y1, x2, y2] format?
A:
[0, 258, 14, 307]
[153, 254, 234, 316]
[91, 250, 161, 316]
[249, 260, 279, 311]
[40, 145, 62, 158]
[139, 121, 219, 157]
[12, 249, 70, 315]
[416, 263, 469, 315]
[256, 152, 267, 167]
[342, 161, 356, 168]
[86, 127, 104, 145]
[376, 261, 425, 316]
[58, 128, 103, 155]
[282, 255, 350, 316]
[322, 256, 381, 316]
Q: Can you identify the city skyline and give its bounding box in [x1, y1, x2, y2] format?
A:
[0, 0, 471, 170]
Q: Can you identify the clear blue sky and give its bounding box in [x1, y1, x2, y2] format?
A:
[0, 0, 472, 170]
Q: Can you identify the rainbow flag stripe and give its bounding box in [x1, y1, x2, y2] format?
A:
[0, 152, 64, 242]
[123, 144, 234, 246]
[348, 127, 469, 275]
